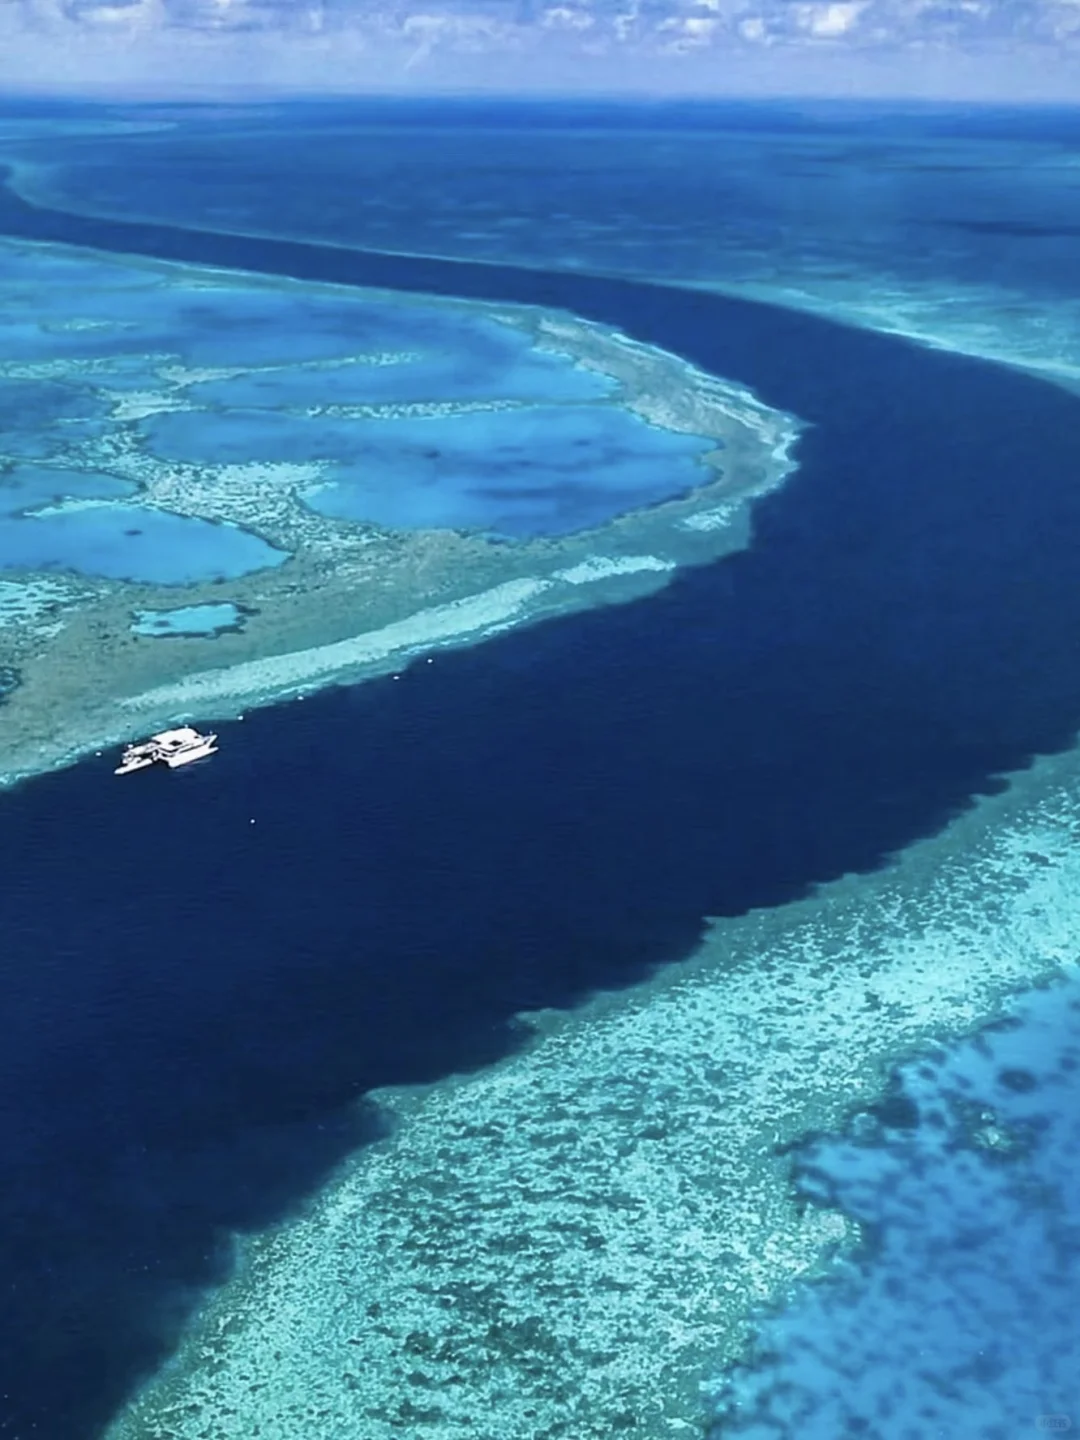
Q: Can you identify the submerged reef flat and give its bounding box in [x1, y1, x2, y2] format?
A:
[121, 561, 674, 713]
[706, 972, 1080, 1437]
[696, 272, 1080, 398]
[0, 238, 796, 787]
[107, 727, 1080, 1440]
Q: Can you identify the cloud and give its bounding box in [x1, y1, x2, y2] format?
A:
[802, 2, 868, 37]
[1, 0, 1079, 97]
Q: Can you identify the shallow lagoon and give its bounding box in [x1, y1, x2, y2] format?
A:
[0, 505, 286, 585]
[0, 237, 718, 580]
[149, 403, 714, 538]
[0, 379, 108, 458]
[0, 463, 135, 515]
[184, 318, 615, 408]
[1, 461, 287, 584]
[131, 602, 246, 637]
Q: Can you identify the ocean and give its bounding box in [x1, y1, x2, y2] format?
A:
[1, 100, 1080, 1438]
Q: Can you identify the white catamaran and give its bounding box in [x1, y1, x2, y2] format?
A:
[115, 726, 218, 775]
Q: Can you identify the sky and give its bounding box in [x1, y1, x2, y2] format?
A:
[0, 0, 1078, 101]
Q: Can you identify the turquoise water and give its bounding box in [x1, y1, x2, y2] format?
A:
[0, 264, 411, 368]
[710, 977, 1080, 1437]
[0, 463, 279, 584]
[0, 380, 108, 458]
[308, 405, 715, 536]
[0, 248, 608, 382]
[131, 602, 246, 636]
[185, 320, 614, 408]
[0, 464, 135, 515]
[147, 402, 714, 537]
[0, 506, 286, 585]
[0, 237, 710, 568]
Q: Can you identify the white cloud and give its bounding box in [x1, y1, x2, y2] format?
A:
[542, 5, 597, 28]
[800, 1, 867, 36]
[1, 0, 1079, 98]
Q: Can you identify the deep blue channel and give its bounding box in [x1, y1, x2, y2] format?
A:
[2, 177, 1080, 1438]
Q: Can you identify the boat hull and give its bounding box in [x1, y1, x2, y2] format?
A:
[115, 728, 219, 774]
[114, 755, 155, 776]
[164, 742, 218, 768]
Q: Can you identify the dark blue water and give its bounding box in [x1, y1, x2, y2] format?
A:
[4, 167, 1080, 1438]
[13, 100, 1080, 304]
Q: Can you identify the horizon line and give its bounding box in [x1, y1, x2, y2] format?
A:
[1, 85, 1080, 111]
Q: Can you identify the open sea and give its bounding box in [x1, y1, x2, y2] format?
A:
[2, 100, 1080, 1438]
